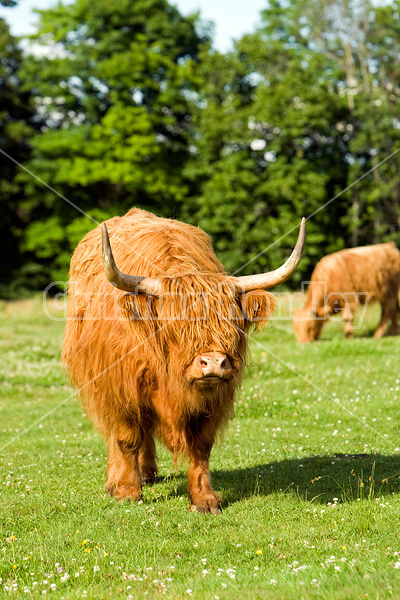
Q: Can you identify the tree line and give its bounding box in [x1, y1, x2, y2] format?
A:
[1, 0, 400, 297]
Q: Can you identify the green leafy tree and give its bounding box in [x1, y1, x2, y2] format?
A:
[0, 18, 36, 296]
[3, 0, 400, 294]
[187, 0, 400, 285]
[185, 31, 350, 284]
[261, 0, 400, 248]
[18, 0, 208, 282]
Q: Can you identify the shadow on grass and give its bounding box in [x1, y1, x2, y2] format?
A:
[144, 454, 400, 506]
[208, 453, 400, 506]
[306, 329, 397, 343]
[320, 315, 400, 340]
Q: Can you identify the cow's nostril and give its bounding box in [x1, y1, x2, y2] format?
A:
[220, 358, 229, 370]
[200, 359, 208, 368]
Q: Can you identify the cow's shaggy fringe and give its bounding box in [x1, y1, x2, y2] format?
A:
[62, 208, 275, 466]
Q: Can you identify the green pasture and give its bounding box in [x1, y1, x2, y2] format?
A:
[1, 295, 400, 599]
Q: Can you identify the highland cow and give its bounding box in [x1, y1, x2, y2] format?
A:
[62, 208, 305, 513]
[293, 242, 400, 342]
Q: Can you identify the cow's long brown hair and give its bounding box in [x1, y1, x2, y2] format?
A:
[62, 208, 275, 455]
[293, 242, 400, 342]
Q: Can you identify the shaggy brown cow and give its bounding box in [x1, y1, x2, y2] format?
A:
[62, 208, 305, 513]
[293, 242, 400, 342]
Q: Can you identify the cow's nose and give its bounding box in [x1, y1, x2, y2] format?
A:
[199, 353, 231, 377]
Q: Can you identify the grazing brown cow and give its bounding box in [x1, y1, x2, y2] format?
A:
[62, 208, 305, 513]
[293, 242, 400, 342]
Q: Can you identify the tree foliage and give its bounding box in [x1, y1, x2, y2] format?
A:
[16, 0, 207, 281]
[1, 0, 400, 295]
[184, 35, 350, 282]
[0, 18, 36, 296]
[259, 0, 400, 247]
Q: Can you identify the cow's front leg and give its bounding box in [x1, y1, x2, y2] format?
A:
[343, 315, 354, 338]
[106, 425, 142, 501]
[187, 443, 221, 515]
[342, 304, 355, 339]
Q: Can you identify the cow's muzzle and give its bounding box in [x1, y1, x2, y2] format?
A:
[187, 352, 233, 386]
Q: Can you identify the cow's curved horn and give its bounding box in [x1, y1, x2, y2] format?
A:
[234, 217, 306, 292]
[101, 223, 161, 296]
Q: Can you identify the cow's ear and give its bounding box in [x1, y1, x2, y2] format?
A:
[239, 290, 276, 331]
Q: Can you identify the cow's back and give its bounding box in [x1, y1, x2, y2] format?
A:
[311, 242, 400, 301]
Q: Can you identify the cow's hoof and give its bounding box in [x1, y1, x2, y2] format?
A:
[189, 495, 222, 515]
[140, 468, 158, 485]
[110, 485, 142, 502]
[106, 482, 116, 497]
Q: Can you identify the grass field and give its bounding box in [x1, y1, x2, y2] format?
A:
[1, 294, 400, 599]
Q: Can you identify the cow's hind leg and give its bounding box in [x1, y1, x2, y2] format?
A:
[106, 424, 142, 501]
[389, 303, 399, 336]
[374, 304, 389, 338]
[139, 431, 158, 484]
